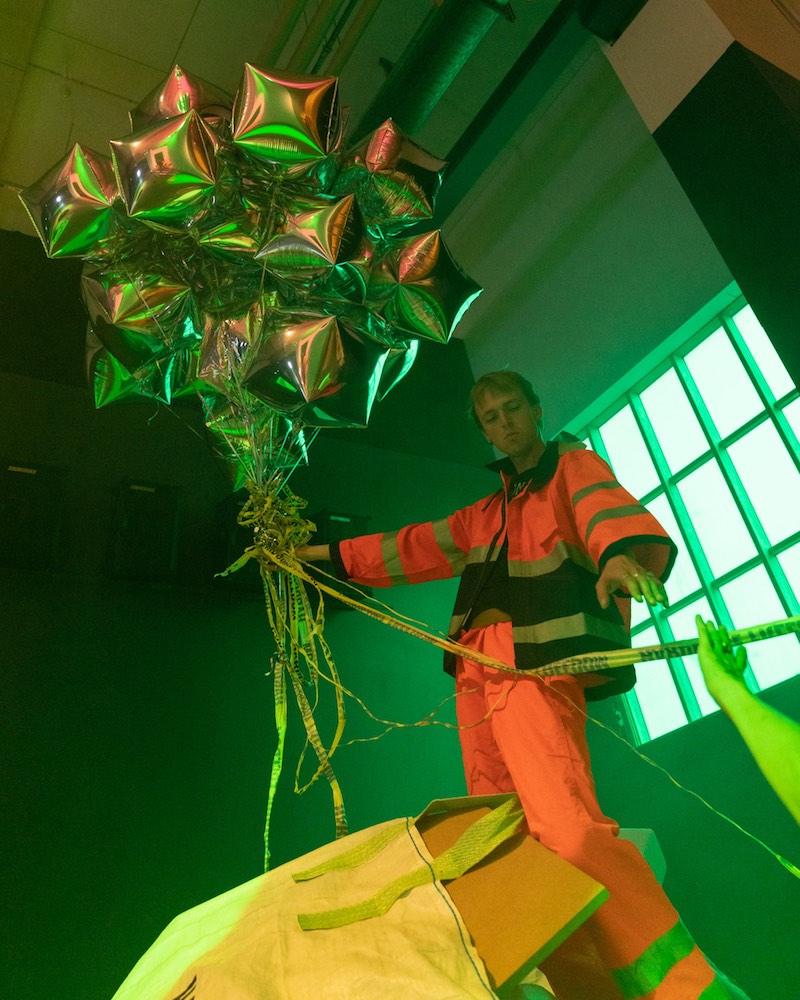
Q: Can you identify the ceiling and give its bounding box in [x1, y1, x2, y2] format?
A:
[0, 0, 735, 431]
[0, 0, 559, 230]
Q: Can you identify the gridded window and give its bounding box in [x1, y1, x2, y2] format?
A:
[576, 299, 800, 743]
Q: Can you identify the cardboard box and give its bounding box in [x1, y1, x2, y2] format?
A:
[416, 795, 609, 993]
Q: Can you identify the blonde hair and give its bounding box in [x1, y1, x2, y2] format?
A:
[469, 371, 540, 427]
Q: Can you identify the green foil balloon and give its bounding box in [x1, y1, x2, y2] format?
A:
[376, 338, 419, 401]
[334, 119, 445, 233]
[81, 269, 201, 373]
[130, 64, 232, 131]
[300, 328, 389, 429]
[368, 230, 482, 343]
[19, 144, 118, 258]
[232, 64, 341, 168]
[242, 311, 388, 428]
[87, 323, 199, 408]
[198, 214, 260, 259]
[256, 195, 362, 277]
[198, 295, 276, 394]
[110, 110, 219, 225]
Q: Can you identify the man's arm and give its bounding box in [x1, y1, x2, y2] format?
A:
[697, 616, 800, 825]
[296, 544, 330, 562]
[560, 450, 674, 612]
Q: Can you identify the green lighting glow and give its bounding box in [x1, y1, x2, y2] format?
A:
[581, 296, 800, 743]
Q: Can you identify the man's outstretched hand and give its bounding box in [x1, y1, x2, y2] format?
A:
[596, 553, 668, 610]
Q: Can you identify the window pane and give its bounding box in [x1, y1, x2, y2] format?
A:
[778, 543, 800, 604]
[645, 494, 701, 603]
[783, 398, 800, 445]
[677, 461, 757, 577]
[628, 625, 687, 739]
[727, 421, 800, 545]
[639, 369, 708, 473]
[665, 597, 719, 717]
[719, 566, 800, 687]
[578, 296, 800, 744]
[597, 406, 659, 498]
[684, 327, 763, 438]
[733, 305, 795, 400]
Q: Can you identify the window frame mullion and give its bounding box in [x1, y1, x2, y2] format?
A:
[675, 352, 799, 631]
[575, 293, 800, 743]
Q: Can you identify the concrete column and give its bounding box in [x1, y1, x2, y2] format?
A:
[601, 0, 800, 389]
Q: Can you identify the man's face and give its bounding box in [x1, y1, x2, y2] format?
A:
[474, 387, 544, 466]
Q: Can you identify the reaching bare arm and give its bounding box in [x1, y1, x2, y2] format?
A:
[697, 616, 800, 825]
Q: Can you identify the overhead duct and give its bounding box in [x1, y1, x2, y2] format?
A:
[287, 0, 345, 72]
[255, 1, 382, 79]
[433, 1, 583, 225]
[324, 0, 384, 75]
[254, 1, 307, 69]
[354, 0, 514, 139]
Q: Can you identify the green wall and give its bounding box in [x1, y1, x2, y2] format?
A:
[589, 685, 800, 1000]
[1, 338, 497, 998]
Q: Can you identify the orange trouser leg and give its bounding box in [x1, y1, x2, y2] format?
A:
[455, 623, 731, 1000]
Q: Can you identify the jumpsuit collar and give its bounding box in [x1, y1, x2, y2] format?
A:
[487, 440, 560, 498]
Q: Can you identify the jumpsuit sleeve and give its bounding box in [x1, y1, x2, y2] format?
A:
[332, 503, 482, 588]
[561, 450, 677, 582]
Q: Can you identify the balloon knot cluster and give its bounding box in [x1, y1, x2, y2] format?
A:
[237, 482, 316, 560]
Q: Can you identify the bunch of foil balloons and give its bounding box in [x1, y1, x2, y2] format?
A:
[20, 63, 482, 486]
[21, 64, 482, 856]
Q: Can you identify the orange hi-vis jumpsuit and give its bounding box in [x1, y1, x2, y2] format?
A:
[332, 443, 738, 1000]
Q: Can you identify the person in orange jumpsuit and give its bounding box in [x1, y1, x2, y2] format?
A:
[299, 371, 744, 999]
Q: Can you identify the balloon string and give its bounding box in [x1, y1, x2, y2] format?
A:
[548, 682, 800, 882]
[263, 653, 287, 871]
[220, 493, 800, 881]
[255, 549, 800, 675]
[229, 482, 349, 863]
[236, 550, 800, 881]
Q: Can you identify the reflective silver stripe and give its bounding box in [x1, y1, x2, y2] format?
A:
[611, 920, 696, 999]
[584, 503, 647, 546]
[380, 521, 465, 584]
[514, 612, 629, 647]
[380, 530, 408, 585]
[509, 540, 597, 578]
[571, 479, 620, 507]
[464, 544, 497, 568]
[432, 518, 466, 575]
[699, 979, 735, 999]
[449, 611, 469, 636]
